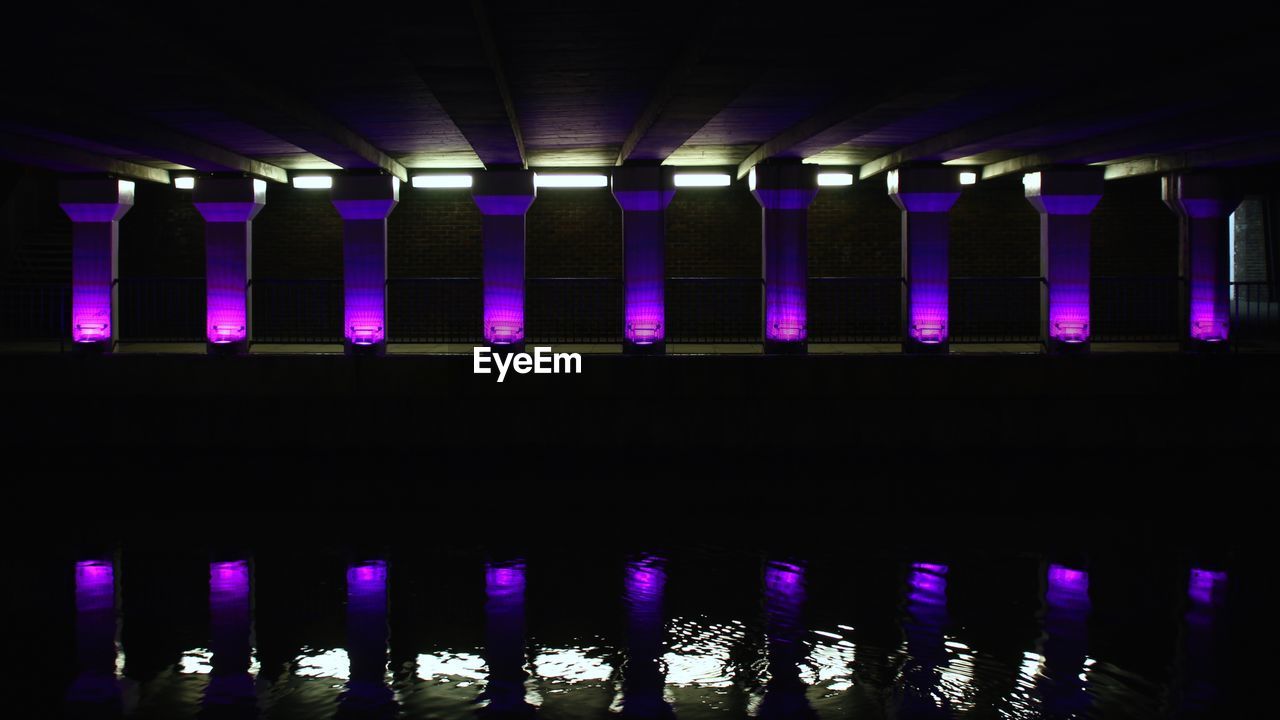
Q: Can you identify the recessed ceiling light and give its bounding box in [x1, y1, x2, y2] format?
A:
[174, 177, 195, 190]
[673, 173, 730, 187]
[412, 174, 473, 189]
[534, 174, 608, 188]
[817, 172, 854, 186]
[959, 171, 978, 185]
[292, 175, 333, 189]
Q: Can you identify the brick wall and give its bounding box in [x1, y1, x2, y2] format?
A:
[1233, 195, 1269, 283]
[666, 183, 760, 277]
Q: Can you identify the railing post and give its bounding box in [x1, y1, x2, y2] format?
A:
[472, 171, 536, 353]
[58, 179, 134, 352]
[332, 175, 399, 356]
[193, 178, 266, 355]
[612, 167, 675, 354]
[1025, 169, 1104, 353]
[888, 167, 961, 354]
[751, 162, 818, 354]
[1163, 173, 1240, 351]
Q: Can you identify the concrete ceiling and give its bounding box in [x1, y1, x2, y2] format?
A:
[1, 1, 1276, 184]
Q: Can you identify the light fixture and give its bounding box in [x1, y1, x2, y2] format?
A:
[292, 175, 333, 190]
[959, 171, 978, 185]
[817, 172, 854, 186]
[174, 176, 196, 190]
[412, 174, 473, 189]
[673, 173, 730, 187]
[534, 173, 608, 188]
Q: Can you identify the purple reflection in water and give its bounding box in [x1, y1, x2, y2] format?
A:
[622, 555, 672, 719]
[900, 562, 949, 717]
[759, 560, 812, 720]
[67, 560, 121, 710]
[343, 560, 393, 713]
[206, 560, 256, 712]
[1041, 564, 1091, 717]
[483, 560, 534, 717]
[1181, 568, 1227, 712]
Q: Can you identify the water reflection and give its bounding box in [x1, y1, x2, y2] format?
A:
[66, 559, 123, 718]
[1039, 564, 1092, 718]
[620, 554, 673, 719]
[1179, 568, 1227, 716]
[757, 560, 813, 720]
[201, 559, 257, 719]
[899, 562, 951, 718]
[339, 560, 395, 718]
[483, 560, 536, 718]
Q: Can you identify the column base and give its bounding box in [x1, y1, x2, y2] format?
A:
[486, 341, 527, 356]
[901, 340, 949, 355]
[72, 340, 112, 355]
[764, 340, 807, 355]
[207, 340, 249, 356]
[1045, 338, 1090, 355]
[624, 340, 665, 356]
[345, 340, 387, 357]
[1181, 338, 1230, 353]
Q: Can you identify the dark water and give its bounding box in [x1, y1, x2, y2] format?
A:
[24, 538, 1243, 720]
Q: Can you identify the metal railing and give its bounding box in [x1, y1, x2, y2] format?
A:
[526, 277, 622, 343]
[666, 277, 762, 343]
[251, 278, 342, 343]
[1231, 281, 1280, 349]
[808, 277, 903, 343]
[117, 277, 205, 342]
[950, 277, 1042, 343]
[387, 278, 483, 344]
[1091, 276, 1180, 342]
[0, 283, 69, 340]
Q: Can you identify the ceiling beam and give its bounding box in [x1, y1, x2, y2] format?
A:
[0, 101, 289, 183]
[981, 106, 1280, 181]
[0, 131, 170, 184]
[1101, 137, 1280, 179]
[733, 76, 991, 180]
[470, 0, 526, 168]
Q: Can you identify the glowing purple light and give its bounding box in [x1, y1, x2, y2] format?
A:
[753, 186, 817, 345]
[332, 178, 398, 349]
[1165, 175, 1236, 344]
[473, 189, 535, 345]
[1188, 568, 1227, 607]
[60, 181, 134, 346]
[195, 180, 265, 347]
[486, 561, 526, 599]
[890, 170, 961, 348]
[209, 560, 252, 677]
[483, 559, 532, 715]
[908, 561, 949, 607]
[1047, 564, 1090, 608]
[1025, 175, 1102, 347]
[621, 209, 667, 345]
[75, 560, 115, 613]
[69, 559, 121, 708]
[625, 555, 666, 603]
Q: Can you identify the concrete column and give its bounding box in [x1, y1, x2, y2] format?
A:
[331, 175, 399, 356]
[193, 178, 265, 354]
[612, 167, 675, 354]
[472, 171, 536, 351]
[1024, 169, 1104, 352]
[1163, 174, 1239, 348]
[751, 163, 818, 354]
[888, 168, 960, 353]
[58, 179, 134, 351]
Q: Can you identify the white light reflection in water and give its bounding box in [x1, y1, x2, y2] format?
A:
[415, 651, 486, 683]
[663, 616, 746, 687]
[177, 648, 261, 676]
[534, 647, 614, 684]
[294, 648, 350, 681]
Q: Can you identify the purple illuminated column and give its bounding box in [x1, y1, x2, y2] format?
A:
[751, 164, 818, 353]
[1040, 564, 1091, 717]
[331, 175, 399, 355]
[58, 179, 134, 351]
[473, 171, 536, 350]
[1163, 174, 1239, 348]
[888, 168, 961, 352]
[1180, 568, 1227, 713]
[759, 559, 811, 720]
[344, 560, 394, 712]
[206, 560, 256, 710]
[1025, 169, 1104, 352]
[483, 559, 533, 716]
[66, 559, 122, 711]
[612, 167, 675, 354]
[193, 178, 266, 354]
[622, 554, 671, 719]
